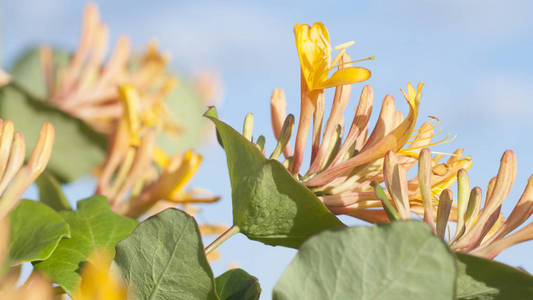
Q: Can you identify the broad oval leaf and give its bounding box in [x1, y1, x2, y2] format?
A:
[205, 107, 344, 248]
[273, 221, 457, 300]
[0, 84, 106, 182]
[10, 47, 70, 99]
[215, 269, 261, 300]
[36, 172, 71, 211]
[8, 200, 70, 264]
[156, 82, 209, 153]
[456, 253, 533, 299]
[33, 196, 137, 295]
[115, 208, 218, 300]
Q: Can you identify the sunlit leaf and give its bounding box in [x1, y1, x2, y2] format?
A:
[36, 172, 71, 211]
[205, 107, 344, 248]
[33, 196, 137, 295]
[8, 200, 70, 264]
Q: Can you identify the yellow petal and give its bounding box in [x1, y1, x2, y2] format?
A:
[294, 22, 331, 91]
[118, 84, 140, 143]
[317, 67, 371, 89]
[153, 146, 169, 168]
[167, 150, 202, 199]
[73, 249, 127, 300]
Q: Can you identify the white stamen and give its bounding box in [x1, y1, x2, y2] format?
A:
[334, 41, 355, 50]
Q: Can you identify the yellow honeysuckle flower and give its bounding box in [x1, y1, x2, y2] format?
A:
[117, 85, 177, 152]
[166, 150, 203, 200]
[97, 84, 217, 219]
[153, 146, 169, 167]
[253, 77, 458, 225]
[72, 249, 127, 300]
[373, 149, 533, 260]
[294, 22, 372, 91]
[118, 85, 141, 145]
[40, 4, 177, 136]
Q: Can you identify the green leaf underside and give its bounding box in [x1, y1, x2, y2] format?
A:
[156, 81, 209, 153]
[0, 84, 106, 183]
[10, 47, 71, 100]
[115, 208, 217, 300]
[205, 107, 344, 249]
[215, 269, 261, 300]
[8, 200, 70, 264]
[36, 172, 71, 211]
[456, 253, 533, 299]
[33, 196, 137, 295]
[273, 221, 457, 300]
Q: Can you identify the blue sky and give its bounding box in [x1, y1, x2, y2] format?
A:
[3, 1, 533, 298]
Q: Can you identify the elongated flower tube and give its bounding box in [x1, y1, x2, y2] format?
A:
[327, 148, 471, 223]
[0, 121, 54, 219]
[380, 149, 533, 260]
[39, 3, 178, 136]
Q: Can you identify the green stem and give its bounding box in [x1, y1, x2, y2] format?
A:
[205, 225, 240, 255]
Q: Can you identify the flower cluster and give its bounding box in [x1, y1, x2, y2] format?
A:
[39, 3, 178, 136]
[379, 149, 533, 259]
[243, 22, 460, 223]
[95, 86, 225, 255]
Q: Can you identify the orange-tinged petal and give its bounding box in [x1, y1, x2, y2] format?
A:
[305, 82, 423, 187]
[329, 85, 374, 167]
[455, 150, 516, 251]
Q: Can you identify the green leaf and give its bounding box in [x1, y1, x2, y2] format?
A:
[205, 107, 344, 248]
[10, 47, 71, 99]
[33, 196, 137, 295]
[7, 200, 70, 264]
[273, 221, 457, 300]
[115, 208, 218, 300]
[36, 172, 71, 211]
[156, 81, 209, 152]
[0, 84, 107, 182]
[215, 269, 261, 300]
[456, 253, 533, 299]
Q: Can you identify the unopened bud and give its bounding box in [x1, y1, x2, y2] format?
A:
[270, 114, 294, 160]
[436, 189, 453, 240]
[242, 113, 254, 141]
[371, 181, 400, 222]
